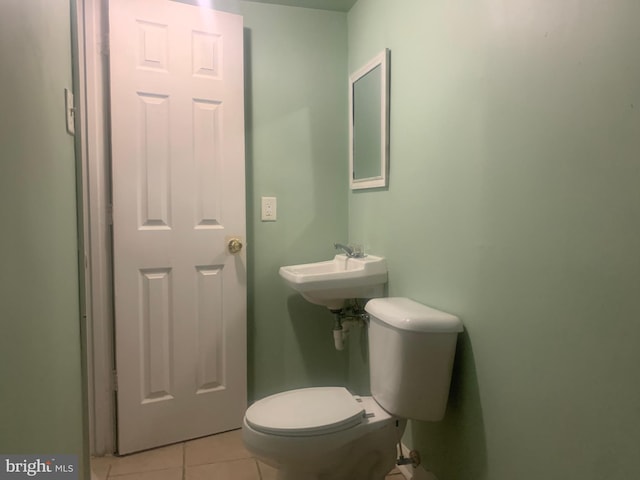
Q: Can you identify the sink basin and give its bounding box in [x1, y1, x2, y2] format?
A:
[279, 254, 387, 310]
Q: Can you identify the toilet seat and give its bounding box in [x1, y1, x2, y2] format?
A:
[245, 387, 365, 436]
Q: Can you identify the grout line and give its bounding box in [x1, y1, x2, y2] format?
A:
[108, 467, 184, 479]
[182, 442, 186, 480]
[254, 458, 262, 480]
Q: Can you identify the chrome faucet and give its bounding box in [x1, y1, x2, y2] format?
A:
[334, 243, 365, 258]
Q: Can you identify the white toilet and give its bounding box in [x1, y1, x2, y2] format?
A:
[242, 297, 463, 480]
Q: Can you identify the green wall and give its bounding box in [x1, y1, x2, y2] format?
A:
[242, 3, 350, 400]
[348, 0, 640, 479]
[0, 0, 87, 477]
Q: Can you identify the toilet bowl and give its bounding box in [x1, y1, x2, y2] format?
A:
[242, 387, 405, 480]
[242, 298, 463, 480]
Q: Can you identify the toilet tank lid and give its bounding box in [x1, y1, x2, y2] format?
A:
[365, 297, 463, 333]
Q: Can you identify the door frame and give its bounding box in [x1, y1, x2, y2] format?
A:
[76, 0, 117, 455]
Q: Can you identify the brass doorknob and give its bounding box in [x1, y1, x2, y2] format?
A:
[228, 238, 243, 254]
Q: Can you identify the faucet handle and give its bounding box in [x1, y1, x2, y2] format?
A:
[350, 244, 365, 258]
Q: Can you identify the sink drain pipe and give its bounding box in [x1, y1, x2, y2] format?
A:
[331, 305, 368, 351]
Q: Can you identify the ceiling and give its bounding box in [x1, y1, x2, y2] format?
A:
[248, 0, 357, 13]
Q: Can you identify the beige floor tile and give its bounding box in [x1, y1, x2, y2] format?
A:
[90, 456, 112, 480]
[256, 460, 278, 480]
[108, 444, 183, 476]
[108, 467, 182, 480]
[185, 429, 252, 466]
[186, 458, 260, 480]
[255, 459, 403, 480]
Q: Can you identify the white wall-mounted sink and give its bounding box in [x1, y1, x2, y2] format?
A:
[279, 254, 387, 310]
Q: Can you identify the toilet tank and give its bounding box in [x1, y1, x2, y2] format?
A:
[365, 297, 463, 421]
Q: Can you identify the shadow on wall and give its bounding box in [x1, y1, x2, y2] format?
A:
[346, 319, 371, 396]
[244, 26, 257, 401]
[411, 331, 488, 479]
[287, 295, 350, 388]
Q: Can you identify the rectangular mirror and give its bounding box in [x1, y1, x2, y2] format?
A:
[349, 49, 389, 190]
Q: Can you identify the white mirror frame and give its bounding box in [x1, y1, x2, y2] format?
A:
[349, 49, 390, 190]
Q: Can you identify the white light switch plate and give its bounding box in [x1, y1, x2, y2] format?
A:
[261, 196, 277, 221]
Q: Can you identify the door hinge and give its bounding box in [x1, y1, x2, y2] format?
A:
[65, 88, 75, 136]
[112, 370, 118, 392]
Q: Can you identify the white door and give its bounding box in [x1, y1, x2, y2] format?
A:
[109, 0, 246, 454]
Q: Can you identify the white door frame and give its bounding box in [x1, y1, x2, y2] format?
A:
[76, 0, 117, 455]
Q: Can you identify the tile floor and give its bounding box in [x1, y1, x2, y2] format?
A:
[91, 429, 404, 480]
